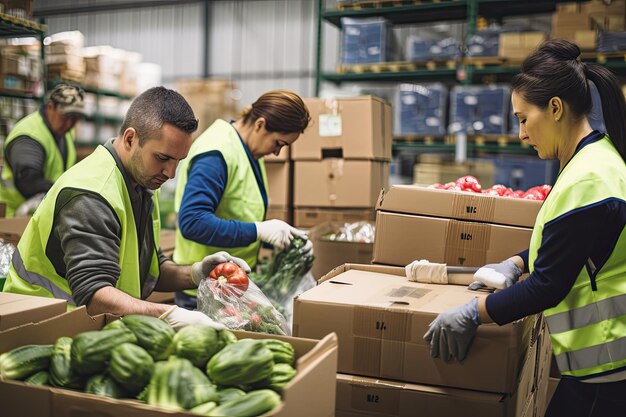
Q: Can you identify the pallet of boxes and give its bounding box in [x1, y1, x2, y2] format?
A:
[291, 96, 391, 229]
[294, 184, 554, 417]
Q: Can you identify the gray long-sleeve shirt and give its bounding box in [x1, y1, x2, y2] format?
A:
[4, 107, 68, 198]
[48, 139, 167, 306]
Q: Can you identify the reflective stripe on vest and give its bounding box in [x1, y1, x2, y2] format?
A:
[173, 119, 267, 270]
[4, 145, 160, 306]
[528, 136, 626, 379]
[11, 247, 75, 305]
[0, 111, 76, 217]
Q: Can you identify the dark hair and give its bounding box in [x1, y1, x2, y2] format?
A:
[511, 39, 626, 162]
[120, 86, 198, 145]
[241, 90, 310, 134]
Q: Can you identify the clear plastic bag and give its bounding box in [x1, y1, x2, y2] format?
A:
[197, 275, 290, 336]
[251, 237, 316, 326]
[323, 221, 375, 243]
[0, 242, 16, 278]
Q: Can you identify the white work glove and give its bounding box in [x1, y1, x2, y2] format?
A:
[159, 305, 225, 331]
[190, 251, 251, 287]
[423, 297, 480, 362]
[255, 219, 309, 251]
[468, 259, 522, 291]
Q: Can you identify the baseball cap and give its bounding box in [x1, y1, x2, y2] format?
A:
[48, 84, 86, 117]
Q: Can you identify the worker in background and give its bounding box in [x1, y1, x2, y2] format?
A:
[173, 90, 312, 309]
[423, 39, 626, 417]
[4, 86, 249, 330]
[0, 84, 85, 218]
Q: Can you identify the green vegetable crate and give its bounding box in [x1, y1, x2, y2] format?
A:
[0, 307, 338, 417]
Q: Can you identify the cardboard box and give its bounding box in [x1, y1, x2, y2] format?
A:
[294, 208, 376, 228]
[292, 96, 393, 161]
[377, 185, 541, 228]
[266, 161, 291, 207]
[294, 160, 388, 208]
[310, 222, 374, 279]
[336, 353, 535, 417]
[0, 293, 66, 331]
[0, 215, 31, 245]
[413, 161, 495, 188]
[373, 211, 532, 267]
[575, 30, 597, 50]
[583, 0, 626, 15]
[552, 12, 592, 40]
[266, 206, 291, 223]
[293, 264, 535, 393]
[534, 321, 555, 417]
[499, 32, 547, 60]
[0, 307, 339, 417]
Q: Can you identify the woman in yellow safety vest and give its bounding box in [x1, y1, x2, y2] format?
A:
[173, 90, 311, 309]
[423, 39, 626, 417]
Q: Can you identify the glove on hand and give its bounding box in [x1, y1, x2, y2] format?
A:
[423, 297, 480, 362]
[159, 305, 225, 331]
[255, 219, 307, 250]
[190, 251, 251, 286]
[468, 259, 522, 291]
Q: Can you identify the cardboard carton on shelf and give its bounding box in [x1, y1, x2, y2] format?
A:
[293, 96, 393, 161]
[0, 307, 339, 417]
[0, 215, 31, 245]
[293, 263, 536, 394]
[294, 160, 388, 208]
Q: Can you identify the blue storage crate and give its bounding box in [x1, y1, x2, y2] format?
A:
[491, 156, 559, 190]
[449, 85, 510, 135]
[395, 83, 447, 136]
[406, 37, 460, 61]
[341, 17, 392, 64]
[597, 31, 626, 53]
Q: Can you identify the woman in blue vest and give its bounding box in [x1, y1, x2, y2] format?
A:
[173, 90, 311, 309]
[423, 39, 626, 416]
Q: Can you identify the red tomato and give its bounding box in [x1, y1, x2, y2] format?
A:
[523, 190, 545, 200]
[250, 312, 262, 330]
[209, 262, 250, 297]
[455, 175, 482, 193]
[485, 184, 508, 196]
[428, 183, 446, 189]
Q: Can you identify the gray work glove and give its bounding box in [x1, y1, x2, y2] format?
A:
[159, 305, 225, 331]
[468, 259, 522, 291]
[423, 297, 480, 362]
[254, 219, 309, 251]
[190, 251, 251, 286]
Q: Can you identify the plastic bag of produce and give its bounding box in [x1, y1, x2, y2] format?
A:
[197, 262, 290, 336]
[250, 237, 315, 325]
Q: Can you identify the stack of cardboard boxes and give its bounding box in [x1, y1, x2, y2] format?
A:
[552, 0, 626, 50]
[291, 96, 392, 228]
[82, 46, 125, 93]
[0, 44, 41, 93]
[293, 183, 550, 416]
[175, 79, 241, 139]
[45, 31, 86, 84]
[293, 263, 548, 417]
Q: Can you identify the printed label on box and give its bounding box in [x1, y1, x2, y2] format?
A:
[319, 114, 342, 137]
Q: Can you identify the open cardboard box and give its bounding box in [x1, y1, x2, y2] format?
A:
[0, 293, 67, 331]
[293, 264, 536, 394]
[0, 307, 338, 417]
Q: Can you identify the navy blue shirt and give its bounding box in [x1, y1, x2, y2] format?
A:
[487, 131, 626, 325]
[177, 127, 267, 248]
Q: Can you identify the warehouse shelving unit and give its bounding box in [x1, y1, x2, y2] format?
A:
[314, 0, 617, 166]
[0, 13, 46, 101]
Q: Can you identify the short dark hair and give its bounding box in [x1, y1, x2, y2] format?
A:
[120, 86, 198, 145]
[511, 39, 626, 162]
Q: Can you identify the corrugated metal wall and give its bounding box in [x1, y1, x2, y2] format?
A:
[42, 0, 322, 106]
